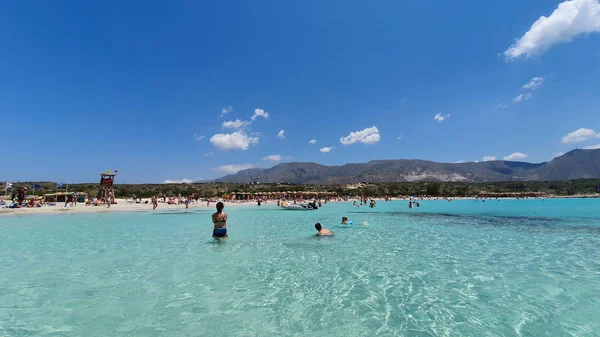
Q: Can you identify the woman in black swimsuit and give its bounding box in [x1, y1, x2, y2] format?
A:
[212, 202, 228, 240]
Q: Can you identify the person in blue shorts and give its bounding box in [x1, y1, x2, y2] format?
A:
[212, 202, 228, 240]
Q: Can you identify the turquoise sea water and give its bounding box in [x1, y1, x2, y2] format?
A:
[1, 199, 599, 336]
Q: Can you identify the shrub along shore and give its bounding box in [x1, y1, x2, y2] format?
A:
[5, 179, 600, 199]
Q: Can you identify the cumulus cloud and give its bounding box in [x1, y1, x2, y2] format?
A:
[195, 135, 205, 141]
[211, 164, 254, 174]
[504, 0, 600, 60]
[483, 156, 497, 161]
[210, 132, 259, 150]
[222, 119, 249, 129]
[277, 130, 285, 139]
[523, 77, 545, 90]
[163, 178, 193, 184]
[308, 139, 317, 144]
[454, 159, 466, 163]
[503, 152, 529, 161]
[513, 93, 533, 103]
[320, 146, 333, 153]
[251, 108, 269, 121]
[220, 106, 233, 117]
[434, 113, 450, 122]
[263, 154, 282, 162]
[340, 126, 381, 145]
[583, 144, 600, 149]
[561, 128, 599, 143]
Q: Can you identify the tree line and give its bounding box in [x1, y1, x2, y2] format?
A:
[7, 179, 600, 199]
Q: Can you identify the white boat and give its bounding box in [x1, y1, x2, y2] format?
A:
[280, 202, 317, 210]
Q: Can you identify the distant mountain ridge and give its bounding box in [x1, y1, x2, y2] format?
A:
[216, 149, 600, 184]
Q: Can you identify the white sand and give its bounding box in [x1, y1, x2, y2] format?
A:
[0, 199, 260, 217]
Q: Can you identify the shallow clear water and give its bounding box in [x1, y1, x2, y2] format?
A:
[1, 199, 600, 336]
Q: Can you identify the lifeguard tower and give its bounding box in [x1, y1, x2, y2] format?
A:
[99, 172, 117, 202]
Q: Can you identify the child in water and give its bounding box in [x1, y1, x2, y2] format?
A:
[342, 216, 367, 226]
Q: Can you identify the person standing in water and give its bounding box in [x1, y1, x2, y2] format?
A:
[212, 202, 228, 240]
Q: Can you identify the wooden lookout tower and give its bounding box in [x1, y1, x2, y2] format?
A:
[99, 172, 117, 202]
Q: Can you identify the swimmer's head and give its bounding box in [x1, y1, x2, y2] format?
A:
[216, 202, 224, 211]
[315, 223, 322, 231]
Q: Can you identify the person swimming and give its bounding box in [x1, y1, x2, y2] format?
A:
[212, 202, 228, 240]
[315, 223, 333, 236]
[342, 216, 366, 226]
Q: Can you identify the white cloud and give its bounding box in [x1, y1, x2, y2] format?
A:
[195, 135, 205, 141]
[504, 0, 600, 60]
[561, 128, 599, 143]
[553, 152, 565, 158]
[263, 154, 282, 162]
[340, 126, 381, 145]
[222, 119, 249, 129]
[220, 106, 233, 116]
[495, 103, 508, 109]
[320, 146, 333, 153]
[163, 178, 193, 184]
[277, 130, 285, 139]
[396, 135, 403, 140]
[211, 164, 254, 174]
[583, 144, 600, 149]
[434, 113, 450, 122]
[513, 93, 533, 103]
[308, 139, 317, 144]
[203, 152, 213, 157]
[210, 132, 259, 151]
[251, 108, 269, 121]
[474, 160, 480, 163]
[522, 77, 545, 90]
[454, 159, 466, 163]
[503, 152, 529, 161]
[483, 156, 497, 161]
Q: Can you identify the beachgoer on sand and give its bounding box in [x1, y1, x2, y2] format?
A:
[152, 195, 158, 210]
[17, 187, 25, 205]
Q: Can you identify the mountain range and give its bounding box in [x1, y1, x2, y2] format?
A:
[216, 149, 600, 184]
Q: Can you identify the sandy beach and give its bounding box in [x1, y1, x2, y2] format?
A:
[0, 199, 260, 216]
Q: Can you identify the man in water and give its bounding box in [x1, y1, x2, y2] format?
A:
[212, 202, 228, 240]
[315, 223, 333, 236]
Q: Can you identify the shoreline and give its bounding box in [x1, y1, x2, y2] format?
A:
[1, 196, 598, 217]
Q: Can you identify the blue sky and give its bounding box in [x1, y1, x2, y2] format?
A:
[2, 0, 600, 183]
